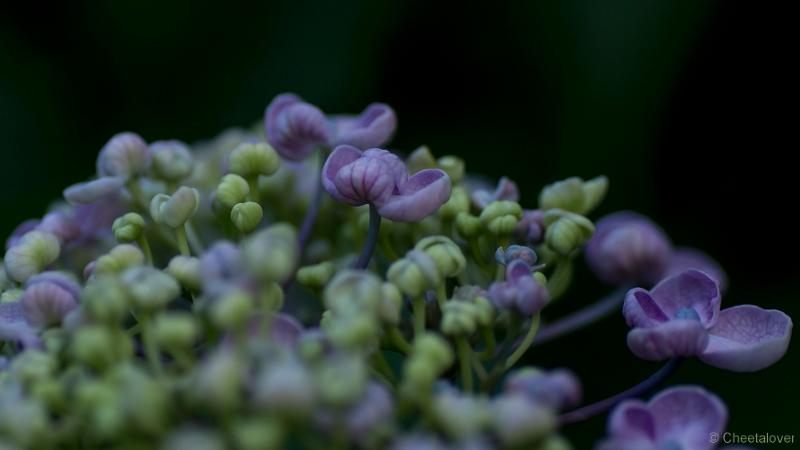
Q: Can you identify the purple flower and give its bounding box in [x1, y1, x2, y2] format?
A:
[471, 176, 519, 210]
[63, 177, 126, 205]
[596, 386, 726, 450]
[665, 247, 728, 292]
[21, 271, 81, 327]
[514, 209, 546, 244]
[265, 93, 397, 161]
[495, 245, 538, 267]
[488, 260, 549, 316]
[96, 132, 151, 178]
[504, 367, 581, 410]
[0, 302, 41, 349]
[586, 212, 672, 285]
[322, 145, 451, 222]
[624, 269, 792, 372]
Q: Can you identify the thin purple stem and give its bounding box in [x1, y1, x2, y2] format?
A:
[558, 357, 682, 425]
[297, 159, 325, 255]
[353, 204, 381, 269]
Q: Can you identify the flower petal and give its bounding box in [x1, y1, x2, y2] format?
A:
[649, 269, 721, 327]
[377, 169, 451, 222]
[649, 386, 727, 449]
[699, 305, 792, 372]
[627, 320, 709, 360]
[265, 94, 330, 161]
[664, 247, 728, 293]
[322, 145, 363, 204]
[608, 400, 657, 442]
[330, 103, 397, 149]
[63, 177, 125, 205]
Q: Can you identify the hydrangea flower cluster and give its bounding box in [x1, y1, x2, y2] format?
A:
[0, 93, 792, 450]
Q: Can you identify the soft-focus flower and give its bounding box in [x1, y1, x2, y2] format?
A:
[346, 382, 394, 445]
[514, 209, 546, 244]
[150, 140, 194, 181]
[491, 393, 556, 448]
[489, 259, 549, 316]
[21, 271, 81, 327]
[0, 301, 41, 348]
[596, 386, 726, 450]
[4, 231, 61, 283]
[471, 176, 519, 210]
[96, 132, 151, 178]
[63, 176, 126, 205]
[495, 245, 538, 267]
[539, 176, 608, 215]
[586, 212, 672, 285]
[242, 224, 298, 284]
[328, 102, 397, 149]
[665, 247, 728, 292]
[624, 269, 792, 371]
[503, 367, 581, 410]
[322, 145, 451, 222]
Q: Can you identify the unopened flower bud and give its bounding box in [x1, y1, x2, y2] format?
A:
[10, 350, 56, 385]
[96, 132, 151, 178]
[191, 351, 245, 413]
[323, 270, 382, 316]
[539, 176, 608, 215]
[229, 142, 280, 178]
[210, 290, 253, 330]
[414, 333, 454, 366]
[258, 281, 284, 311]
[94, 244, 144, 275]
[242, 223, 298, 284]
[415, 235, 466, 278]
[439, 185, 470, 221]
[112, 212, 145, 243]
[441, 301, 479, 335]
[21, 274, 80, 327]
[121, 266, 180, 311]
[543, 210, 595, 256]
[316, 355, 368, 406]
[231, 201, 263, 233]
[154, 312, 199, 352]
[379, 282, 403, 324]
[387, 250, 442, 298]
[455, 213, 482, 239]
[491, 394, 556, 447]
[4, 231, 60, 283]
[150, 186, 200, 228]
[216, 173, 250, 209]
[63, 176, 125, 205]
[296, 261, 335, 290]
[71, 326, 133, 371]
[150, 140, 194, 181]
[495, 245, 538, 266]
[479, 201, 522, 235]
[82, 276, 129, 323]
[326, 314, 380, 349]
[254, 359, 315, 416]
[165, 255, 202, 291]
[406, 145, 437, 174]
[433, 392, 490, 438]
[437, 155, 465, 183]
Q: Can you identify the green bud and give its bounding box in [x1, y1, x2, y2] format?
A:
[437, 155, 465, 183]
[70, 326, 132, 371]
[539, 176, 608, 215]
[441, 301, 479, 335]
[379, 282, 403, 325]
[94, 244, 144, 275]
[229, 142, 280, 178]
[491, 394, 556, 447]
[4, 231, 60, 283]
[154, 312, 199, 351]
[166, 255, 202, 292]
[316, 355, 367, 406]
[0, 395, 50, 448]
[83, 275, 130, 323]
[10, 351, 56, 386]
[296, 261, 335, 290]
[216, 173, 250, 209]
[257, 281, 284, 311]
[1, 288, 23, 303]
[414, 333, 454, 368]
[30, 378, 64, 412]
[231, 201, 263, 233]
[401, 333, 453, 397]
[242, 223, 298, 284]
[439, 185, 470, 221]
[73, 379, 123, 439]
[406, 145, 437, 174]
[112, 212, 146, 243]
[326, 314, 380, 349]
[543, 209, 595, 256]
[233, 417, 284, 450]
[191, 350, 246, 414]
[210, 290, 253, 330]
[151, 141, 194, 181]
[533, 271, 548, 286]
[387, 250, 441, 298]
[433, 392, 490, 438]
[121, 266, 180, 311]
[108, 364, 169, 435]
[254, 360, 315, 417]
[415, 235, 466, 278]
[455, 212, 483, 239]
[479, 200, 522, 235]
[323, 270, 382, 317]
[150, 186, 200, 228]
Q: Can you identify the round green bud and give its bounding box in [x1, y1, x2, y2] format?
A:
[433, 392, 490, 438]
[543, 209, 595, 256]
[242, 223, 298, 284]
[323, 270, 382, 317]
[210, 290, 253, 330]
[455, 212, 482, 239]
[233, 417, 285, 450]
[1, 288, 23, 303]
[539, 176, 608, 215]
[403, 357, 438, 391]
[379, 282, 403, 325]
[216, 173, 250, 209]
[94, 244, 144, 275]
[406, 145, 437, 174]
[150, 186, 200, 228]
[441, 301, 479, 335]
[154, 312, 199, 351]
[108, 364, 169, 435]
[296, 261, 335, 290]
[70, 326, 132, 371]
[229, 142, 280, 178]
[121, 266, 180, 312]
[533, 271, 548, 286]
[191, 350, 245, 414]
[326, 314, 380, 350]
[165, 255, 202, 292]
[0, 395, 49, 448]
[439, 185, 470, 221]
[4, 231, 60, 283]
[82, 275, 130, 323]
[437, 155, 465, 183]
[479, 200, 522, 235]
[112, 212, 145, 243]
[473, 296, 495, 327]
[257, 281, 284, 311]
[415, 235, 466, 278]
[253, 360, 315, 417]
[413, 333, 454, 369]
[387, 250, 441, 298]
[151, 140, 194, 181]
[315, 355, 368, 407]
[10, 351, 56, 386]
[231, 201, 263, 233]
[491, 394, 556, 447]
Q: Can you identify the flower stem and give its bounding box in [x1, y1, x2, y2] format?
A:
[388, 326, 412, 354]
[412, 295, 426, 336]
[353, 204, 381, 269]
[456, 336, 474, 392]
[248, 176, 260, 203]
[504, 313, 540, 370]
[137, 236, 153, 266]
[139, 314, 163, 375]
[436, 284, 448, 309]
[298, 164, 325, 257]
[559, 357, 683, 425]
[175, 225, 191, 256]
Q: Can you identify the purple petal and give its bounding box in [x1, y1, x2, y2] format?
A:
[6, 219, 40, 250]
[37, 212, 81, 245]
[514, 209, 546, 244]
[96, 132, 151, 177]
[22, 282, 79, 327]
[333, 152, 397, 206]
[649, 269, 721, 327]
[700, 305, 792, 372]
[623, 289, 670, 328]
[322, 145, 363, 204]
[608, 400, 657, 442]
[664, 247, 728, 293]
[627, 320, 710, 360]
[471, 176, 520, 210]
[63, 177, 125, 205]
[265, 93, 330, 161]
[377, 169, 451, 222]
[649, 386, 727, 449]
[330, 103, 397, 149]
[26, 271, 82, 301]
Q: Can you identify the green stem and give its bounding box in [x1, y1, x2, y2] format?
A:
[248, 176, 260, 203]
[456, 336, 474, 392]
[139, 314, 163, 375]
[479, 327, 496, 360]
[436, 284, 448, 309]
[547, 256, 573, 302]
[412, 296, 426, 336]
[504, 313, 541, 370]
[388, 326, 412, 354]
[175, 225, 191, 256]
[371, 351, 397, 385]
[184, 221, 205, 254]
[137, 236, 153, 266]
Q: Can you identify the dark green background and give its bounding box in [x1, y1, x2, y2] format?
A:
[1, 0, 796, 447]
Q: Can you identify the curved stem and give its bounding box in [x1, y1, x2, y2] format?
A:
[534, 285, 630, 347]
[353, 204, 381, 269]
[248, 177, 260, 203]
[137, 236, 153, 266]
[504, 313, 541, 370]
[175, 225, 191, 256]
[388, 326, 412, 355]
[298, 166, 325, 256]
[456, 336, 474, 392]
[559, 357, 683, 426]
[139, 314, 163, 375]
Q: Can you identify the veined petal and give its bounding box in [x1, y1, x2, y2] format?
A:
[627, 320, 709, 361]
[330, 103, 397, 149]
[649, 269, 721, 327]
[322, 145, 363, 204]
[63, 177, 125, 205]
[377, 169, 451, 222]
[649, 386, 727, 449]
[265, 93, 330, 161]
